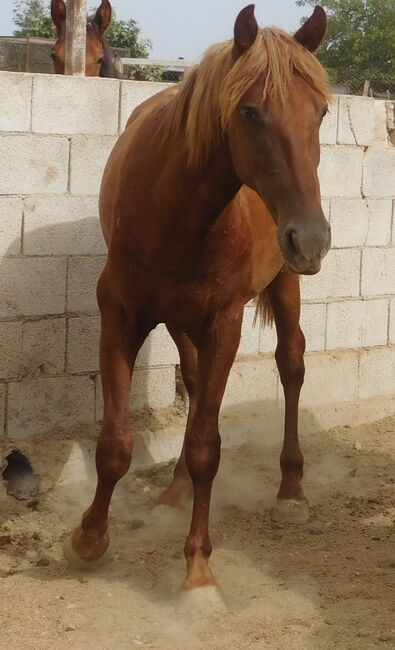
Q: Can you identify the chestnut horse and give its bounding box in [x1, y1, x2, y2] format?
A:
[50, 0, 123, 78]
[64, 5, 332, 608]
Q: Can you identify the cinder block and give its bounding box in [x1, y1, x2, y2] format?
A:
[32, 74, 120, 135]
[319, 146, 364, 199]
[393, 201, 395, 244]
[363, 148, 395, 198]
[0, 257, 66, 318]
[23, 196, 105, 255]
[359, 346, 395, 399]
[95, 365, 176, 419]
[22, 318, 66, 376]
[337, 96, 375, 146]
[7, 375, 95, 438]
[321, 199, 330, 220]
[326, 299, 389, 350]
[319, 146, 364, 198]
[136, 324, 179, 368]
[0, 134, 69, 194]
[300, 302, 326, 352]
[389, 299, 395, 344]
[67, 256, 105, 313]
[70, 135, 117, 196]
[374, 100, 390, 145]
[361, 248, 395, 296]
[238, 305, 260, 356]
[0, 71, 32, 132]
[67, 316, 100, 373]
[0, 322, 22, 380]
[0, 197, 23, 257]
[259, 323, 277, 353]
[0, 383, 5, 438]
[319, 97, 338, 145]
[223, 357, 278, 406]
[302, 249, 360, 301]
[302, 350, 359, 406]
[120, 80, 173, 132]
[330, 198, 392, 248]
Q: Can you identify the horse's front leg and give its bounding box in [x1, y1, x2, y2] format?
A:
[267, 271, 309, 523]
[179, 303, 243, 612]
[63, 274, 147, 565]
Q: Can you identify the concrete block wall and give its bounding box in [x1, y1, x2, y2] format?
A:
[0, 71, 394, 440]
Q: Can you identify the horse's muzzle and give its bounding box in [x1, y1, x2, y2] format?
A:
[280, 220, 331, 275]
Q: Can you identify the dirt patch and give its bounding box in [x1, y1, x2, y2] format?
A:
[0, 413, 394, 649]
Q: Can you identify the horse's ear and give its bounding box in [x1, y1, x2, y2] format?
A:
[51, 0, 66, 37]
[294, 5, 327, 52]
[94, 0, 112, 33]
[233, 5, 258, 57]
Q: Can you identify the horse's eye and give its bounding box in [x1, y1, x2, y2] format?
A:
[50, 51, 56, 61]
[97, 57, 104, 64]
[240, 106, 261, 123]
[322, 106, 329, 119]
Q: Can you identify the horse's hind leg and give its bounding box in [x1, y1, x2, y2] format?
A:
[266, 271, 309, 523]
[157, 326, 196, 507]
[63, 275, 147, 565]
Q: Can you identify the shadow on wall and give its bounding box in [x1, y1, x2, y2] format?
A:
[0, 217, 160, 443]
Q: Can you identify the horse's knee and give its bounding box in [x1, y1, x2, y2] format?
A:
[185, 417, 221, 485]
[275, 327, 305, 388]
[96, 427, 133, 483]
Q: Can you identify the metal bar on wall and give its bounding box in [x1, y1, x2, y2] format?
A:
[65, 0, 86, 75]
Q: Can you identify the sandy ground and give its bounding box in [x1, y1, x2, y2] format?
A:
[0, 409, 394, 650]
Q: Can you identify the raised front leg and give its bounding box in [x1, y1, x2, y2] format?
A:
[179, 304, 243, 612]
[157, 327, 197, 507]
[267, 271, 308, 523]
[64, 276, 147, 565]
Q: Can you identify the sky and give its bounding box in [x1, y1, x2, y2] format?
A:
[0, 0, 307, 60]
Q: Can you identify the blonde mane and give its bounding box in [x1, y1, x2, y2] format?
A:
[170, 28, 332, 169]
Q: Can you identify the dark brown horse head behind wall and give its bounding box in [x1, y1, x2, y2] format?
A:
[50, 0, 123, 78]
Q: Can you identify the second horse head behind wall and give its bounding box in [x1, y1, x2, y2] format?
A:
[50, 0, 123, 78]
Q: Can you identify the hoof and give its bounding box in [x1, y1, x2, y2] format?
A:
[63, 526, 111, 570]
[177, 585, 227, 616]
[272, 498, 310, 524]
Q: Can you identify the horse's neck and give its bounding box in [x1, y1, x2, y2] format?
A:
[156, 117, 241, 235]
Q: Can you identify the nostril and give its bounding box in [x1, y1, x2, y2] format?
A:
[287, 229, 300, 256]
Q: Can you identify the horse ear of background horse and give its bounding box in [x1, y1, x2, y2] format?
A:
[50, 0, 66, 37]
[93, 0, 112, 34]
[293, 5, 327, 52]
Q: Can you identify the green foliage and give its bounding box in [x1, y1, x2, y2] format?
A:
[126, 64, 163, 82]
[296, 0, 395, 91]
[106, 17, 151, 58]
[13, 0, 55, 38]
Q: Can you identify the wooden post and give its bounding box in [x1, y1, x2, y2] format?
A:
[363, 80, 370, 97]
[65, 0, 87, 76]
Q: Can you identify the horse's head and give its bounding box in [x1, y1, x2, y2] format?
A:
[226, 5, 331, 275]
[50, 0, 112, 76]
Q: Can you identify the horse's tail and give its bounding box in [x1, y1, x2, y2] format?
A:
[253, 289, 274, 328]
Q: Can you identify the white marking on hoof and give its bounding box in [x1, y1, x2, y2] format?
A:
[62, 532, 112, 570]
[271, 499, 310, 524]
[177, 585, 227, 616]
